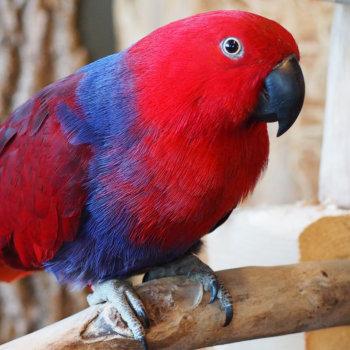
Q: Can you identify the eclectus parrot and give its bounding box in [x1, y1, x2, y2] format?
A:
[0, 10, 305, 348]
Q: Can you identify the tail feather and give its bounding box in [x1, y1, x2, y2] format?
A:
[0, 261, 31, 282]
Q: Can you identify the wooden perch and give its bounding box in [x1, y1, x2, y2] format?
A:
[2, 260, 350, 350]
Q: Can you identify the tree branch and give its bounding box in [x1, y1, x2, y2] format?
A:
[1, 260, 350, 350]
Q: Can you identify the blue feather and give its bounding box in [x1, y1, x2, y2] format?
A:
[45, 51, 186, 286]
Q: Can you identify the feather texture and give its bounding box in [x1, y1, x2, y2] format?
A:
[0, 10, 299, 285]
[0, 74, 91, 273]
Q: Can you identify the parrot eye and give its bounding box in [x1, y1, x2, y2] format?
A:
[220, 37, 243, 59]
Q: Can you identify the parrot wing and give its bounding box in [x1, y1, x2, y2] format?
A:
[0, 73, 91, 279]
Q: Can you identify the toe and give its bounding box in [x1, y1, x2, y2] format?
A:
[125, 289, 150, 328]
[192, 272, 219, 304]
[110, 294, 146, 341]
[88, 280, 149, 348]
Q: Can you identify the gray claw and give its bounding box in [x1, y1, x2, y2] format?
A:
[196, 273, 234, 326]
[218, 283, 234, 326]
[137, 308, 150, 329]
[224, 304, 233, 327]
[209, 279, 219, 303]
[139, 336, 148, 350]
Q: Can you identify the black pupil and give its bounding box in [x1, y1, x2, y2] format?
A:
[225, 39, 239, 54]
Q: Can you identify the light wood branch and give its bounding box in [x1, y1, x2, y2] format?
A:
[2, 260, 350, 350]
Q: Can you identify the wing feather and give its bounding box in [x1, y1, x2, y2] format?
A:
[0, 74, 91, 275]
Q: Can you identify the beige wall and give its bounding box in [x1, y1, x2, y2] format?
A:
[113, 0, 333, 205]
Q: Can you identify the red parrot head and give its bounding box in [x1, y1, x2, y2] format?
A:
[129, 10, 304, 137]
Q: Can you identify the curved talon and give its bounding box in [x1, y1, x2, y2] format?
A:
[209, 279, 219, 303]
[137, 308, 150, 329]
[223, 304, 233, 326]
[217, 283, 234, 326]
[139, 336, 148, 350]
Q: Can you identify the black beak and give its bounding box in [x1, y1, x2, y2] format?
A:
[252, 55, 305, 137]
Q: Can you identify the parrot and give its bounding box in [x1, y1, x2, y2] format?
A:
[0, 10, 305, 348]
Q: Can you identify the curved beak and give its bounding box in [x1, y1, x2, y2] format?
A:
[252, 55, 305, 137]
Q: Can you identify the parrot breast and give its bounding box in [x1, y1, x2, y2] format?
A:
[124, 118, 269, 252]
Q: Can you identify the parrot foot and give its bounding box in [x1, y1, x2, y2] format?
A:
[143, 254, 233, 326]
[87, 279, 149, 349]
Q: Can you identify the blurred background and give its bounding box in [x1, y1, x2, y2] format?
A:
[0, 0, 347, 349]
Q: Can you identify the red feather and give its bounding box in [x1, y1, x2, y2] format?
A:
[0, 75, 91, 277]
[0, 261, 31, 282]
